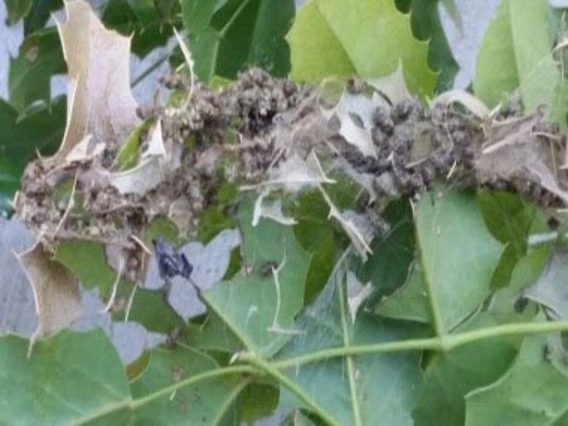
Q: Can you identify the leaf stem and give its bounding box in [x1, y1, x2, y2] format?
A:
[338, 274, 363, 426]
[271, 319, 568, 369]
[415, 197, 445, 336]
[131, 53, 170, 89]
[220, 0, 251, 37]
[75, 365, 260, 424]
[239, 353, 340, 426]
[130, 365, 259, 409]
[211, 378, 251, 424]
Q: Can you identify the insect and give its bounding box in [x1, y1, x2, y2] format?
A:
[165, 327, 185, 349]
[258, 260, 279, 278]
[151, 237, 202, 308]
[152, 237, 193, 282]
[514, 295, 529, 314]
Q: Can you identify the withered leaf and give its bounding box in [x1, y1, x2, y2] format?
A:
[15, 242, 82, 354]
[48, 0, 140, 165]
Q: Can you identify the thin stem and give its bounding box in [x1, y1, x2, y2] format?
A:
[272, 320, 568, 370]
[131, 53, 170, 89]
[220, 0, 251, 37]
[75, 365, 259, 424]
[211, 378, 251, 424]
[415, 197, 444, 336]
[240, 354, 340, 426]
[273, 338, 441, 370]
[339, 275, 362, 426]
[130, 365, 259, 409]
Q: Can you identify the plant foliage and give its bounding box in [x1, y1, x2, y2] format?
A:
[4, 0, 568, 424]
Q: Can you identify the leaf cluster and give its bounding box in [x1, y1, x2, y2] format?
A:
[6, 0, 568, 425]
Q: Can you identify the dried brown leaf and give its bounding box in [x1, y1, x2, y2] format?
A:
[319, 185, 373, 260]
[252, 189, 297, 227]
[242, 152, 335, 193]
[48, 0, 140, 164]
[432, 90, 490, 119]
[477, 112, 568, 204]
[15, 242, 82, 354]
[324, 90, 378, 159]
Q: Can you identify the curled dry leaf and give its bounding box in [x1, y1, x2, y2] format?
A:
[49, 0, 140, 164]
[323, 89, 378, 158]
[242, 152, 335, 193]
[432, 90, 491, 119]
[105, 121, 169, 195]
[477, 110, 568, 204]
[15, 242, 82, 354]
[319, 185, 373, 261]
[64, 135, 106, 165]
[252, 189, 297, 227]
[173, 28, 195, 103]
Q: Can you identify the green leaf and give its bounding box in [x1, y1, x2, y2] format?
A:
[439, 0, 462, 29]
[203, 199, 311, 357]
[465, 331, 568, 425]
[521, 248, 568, 320]
[55, 240, 186, 334]
[474, 1, 517, 107]
[4, 0, 32, 25]
[0, 156, 21, 213]
[478, 189, 547, 289]
[396, 0, 460, 91]
[555, 411, 568, 426]
[0, 97, 66, 206]
[286, 411, 319, 426]
[235, 382, 279, 423]
[290, 190, 343, 304]
[416, 190, 503, 333]
[23, 0, 63, 35]
[181, 0, 294, 82]
[102, 0, 174, 58]
[375, 261, 431, 323]
[0, 329, 130, 424]
[127, 0, 156, 26]
[130, 346, 247, 423]
[126, 350, 151, 381]
[196, 182, 239, 244]
[478, 190, 542, 242]
[124, 287, 187, 334]
[474, 0, 560, 112]
[276, 267, 426, 425]
[0, 96, 66, 160]
[182, 0, 225, 33]
[358, 199, 415, 302]
[412, 313, 517, 426]
[116, 120, 152, 171]
[489, 245, 550, 323]
[154, 0, 180, 25]
[185, 310, 245, 354]
[9, 28, 66, 112]
[55, 240, 124, 296]
[287, 0, 435, 97]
